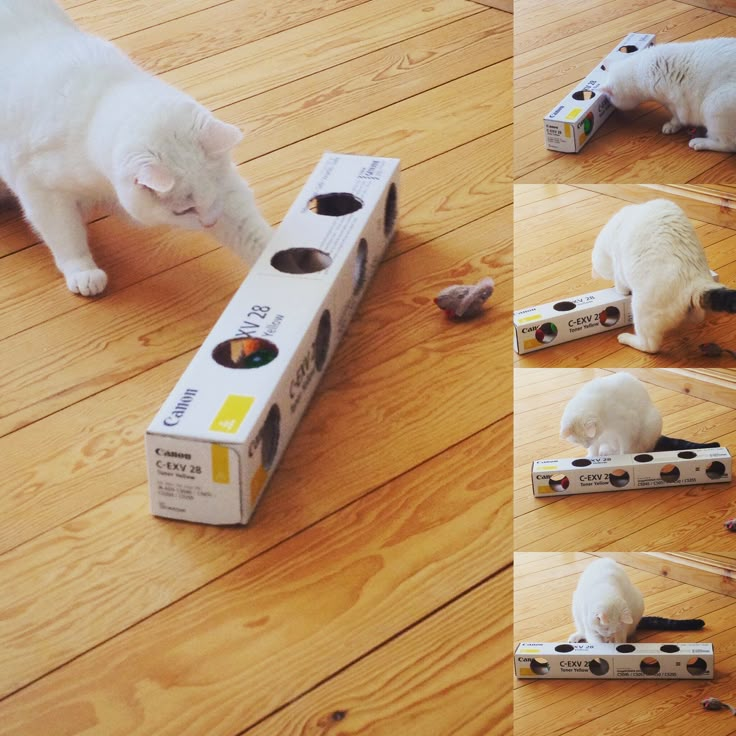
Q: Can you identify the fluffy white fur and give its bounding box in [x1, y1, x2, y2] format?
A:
[560, 372, 662, 457]
[569, 558, 645, 644]
[592, 199, 722, 353]
[0, 0, 272, 295]
[601, 38, 736, 152]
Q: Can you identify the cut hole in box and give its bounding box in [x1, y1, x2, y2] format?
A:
[572, 90, 596, 101]
[599, 306, 620, 326]
[677, 451, 697, 459]
[353, 238, 368, 293]
[610, 469, 630, 488]
[271, 248, 332, 274]
[384, 182, 397, 237]
[260, 404, 281, 470]
[550, 474, 570, 492]
[640, 657, 660, 675]
[616, 644, 635, 653]
[572, 459, 592, 467]
[308, 192, 363, 216]
[660, 464, 680, 483]
[706, 461, 726, 479]
[634, 454, 653, 463]
[555, 644, 574, 652]
[212, 337, 279, 370]
[553, 300, 577, 312]
[687, 657, 708, 675]
[661, 645, 680, 653]
[536, 323, 558, 344]
[589, 658, 609, 676]
[530, 658, 550, 675]
[618, 44, 639, 53]
[314, 309, 332, 372]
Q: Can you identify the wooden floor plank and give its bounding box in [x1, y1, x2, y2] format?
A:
[249, 569, 512, 736]
[0, 413, 511, 732]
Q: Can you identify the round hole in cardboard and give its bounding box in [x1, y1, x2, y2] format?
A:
[589, 658, 609, 676]
[308, 192, 363, 216]
[634, 454, 653, 463]
[212, 337, 279, 370]
[260, 404, 281, 470]
[687, 657, 708, 675]
[640, 657, 660, 675]
[271, 248, 332, 274]
[677, 451, 697, 459]
[572, 89, 596, 101]
[572, 458, 592, 467]
[314, 309, 332, 373]
[618, 44, 639, 53]
[555, 644, 574, 653]
[660, 645, 680, 653]
[535, 323, 558, 344]
[706, 460, 726, 479]
[353, 238, 367, 293]
[549, 474, 570, 492]
[552, 300, 577, 311]
[616, 644, 636, 653]
[610, 469, 630, 488]
[599, 306, 620, 326]
[530, 658, 550, 675]
[384, 182, 398, 237]
[660, 464, 680, 483]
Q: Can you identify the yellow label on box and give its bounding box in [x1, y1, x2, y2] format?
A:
[210, 395, 255, 434]
[564, 123, 572, 138]
[565, 108, 582, 121]
[536, 485, 554, 495]
[211, 444, 230, 484]
[536, 465, 557, 471]
[250, 464, 268, 506]
[519, 667, 535, 676]
[524, 338, 540, 350]
[518, 313, 543, 324]
[518, 648, 541, 654]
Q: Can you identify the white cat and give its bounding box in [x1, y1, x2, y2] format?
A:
[0, 0, 272, 296]
[600, 38, 736, 152]
[560, 372, 662, 457]
[592, 199, 736, 353]
[569, 558, 644, 644]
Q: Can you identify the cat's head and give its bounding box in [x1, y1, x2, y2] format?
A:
[587, 601, 634, 643]
[598, 58, 644, 111]
[560, 413, 599, 449]
[113, 103, 243, 230]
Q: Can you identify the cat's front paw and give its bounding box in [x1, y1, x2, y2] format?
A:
[66, 268, 108, 296]
[689, 137, 713, 151]
[568, 632, 586, 643]
[662, 120, 682, 135]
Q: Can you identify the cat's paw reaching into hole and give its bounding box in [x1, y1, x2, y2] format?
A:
[65, 268, 107, 296]
[568, 632, 586, 643]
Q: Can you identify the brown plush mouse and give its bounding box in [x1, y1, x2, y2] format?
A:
[434, 277, 494, 320]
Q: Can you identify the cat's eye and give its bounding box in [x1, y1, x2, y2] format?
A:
[174, 206, 196, 216]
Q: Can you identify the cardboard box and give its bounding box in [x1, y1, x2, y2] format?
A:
[513, 272, 717, 355]
[146, 152, 400, 525]
[514, 287, 632, 355]
[514, 642, 714, 679]
[531, 447, 732, 497]
[544, 32, 656, 153]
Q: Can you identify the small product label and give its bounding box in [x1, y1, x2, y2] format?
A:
[210, 395, 255, 434]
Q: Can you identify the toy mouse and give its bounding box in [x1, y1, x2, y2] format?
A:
[434, 276, 494, 320]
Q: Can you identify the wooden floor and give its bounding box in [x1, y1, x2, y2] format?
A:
[0, 1, 512, 734]
[515, 369, 736, 551]
[514, 0, 736, 183]
[514, 553, 736, 736]
[514, 184, 736, 367]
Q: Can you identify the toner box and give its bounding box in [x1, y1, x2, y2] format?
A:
[531, 447, 732, 497]
[514, 642, 714, 680]
[514, 271, 717, 355]
[514, 288, 632, 355]
[544, 33, 656, 152]
[146, 152, 400, 525]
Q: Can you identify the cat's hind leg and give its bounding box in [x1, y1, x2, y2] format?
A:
[690, 89, 736, 152]
[14, 181, 107, 296]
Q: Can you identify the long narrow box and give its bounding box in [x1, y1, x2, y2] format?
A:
[531, 447, 732, 497]
[514, 287, 632, 355]
[515, 642, 714, 679]
[146, 153, 400, 525]
[544, 33, 656, 153]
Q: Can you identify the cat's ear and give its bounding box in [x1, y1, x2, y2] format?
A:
[583, 418, 598, 439]
[621, 608, 634, 625]
[199, 117, 243, 155]
[135, 162, 175, 194]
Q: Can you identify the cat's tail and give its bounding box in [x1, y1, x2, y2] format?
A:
[653, 435, 720, 452]
[637, 616, 705, 630]
[700, 287, 736, 313]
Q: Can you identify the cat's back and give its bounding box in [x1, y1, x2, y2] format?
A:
[654, 37, 736, 84]
[0, 0, 75, 37]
